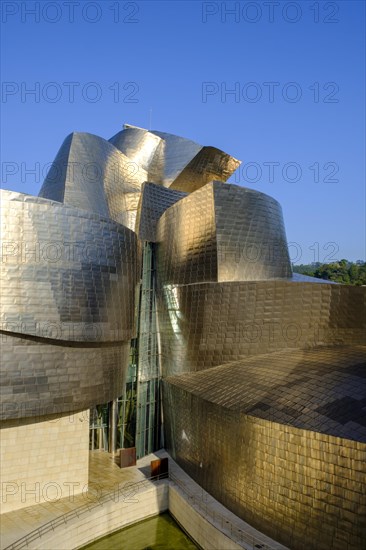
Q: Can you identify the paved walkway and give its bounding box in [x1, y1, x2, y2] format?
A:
[1, 449, 287, 550]
[0, 450, 157, 549]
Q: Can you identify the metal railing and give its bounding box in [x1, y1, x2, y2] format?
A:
[3, 474, 167, 550]
[5, 470, 282, 550]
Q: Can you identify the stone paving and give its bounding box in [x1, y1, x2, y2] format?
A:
[0, 449, 286, 550]
[0, 450, 151, 549]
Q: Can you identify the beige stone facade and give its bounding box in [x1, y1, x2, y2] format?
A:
[0, 410, 89, 513]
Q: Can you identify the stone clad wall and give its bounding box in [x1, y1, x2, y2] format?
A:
[0, 411, 89, 513]
[169, 485, 243, 550]
[163, 383, 366, 550]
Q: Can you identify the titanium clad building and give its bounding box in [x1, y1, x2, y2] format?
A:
[1, 124, 365, 549]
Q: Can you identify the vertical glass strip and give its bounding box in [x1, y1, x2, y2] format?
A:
[135, 242, 161, 458]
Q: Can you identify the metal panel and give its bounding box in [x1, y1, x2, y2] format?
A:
[164, 346, 366, 442]
[120, 447, 136, 468]
[1, 190, 138, 343]
[157, 280, 366, 376]
[170, 146, 241, 193]
[155, 182, 292, 286]
[39, 132, 148, 231]
[2, 121, 365, 550]
[1, 333, 129, 419]
[136, 182, 187, 242]
[109, 126, 163, 178]
[163, 345, 366, 550]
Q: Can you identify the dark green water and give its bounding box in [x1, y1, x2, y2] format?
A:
[82, 512, 198, 550]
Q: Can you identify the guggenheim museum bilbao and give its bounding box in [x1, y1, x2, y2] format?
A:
[1, 124, 365, 549]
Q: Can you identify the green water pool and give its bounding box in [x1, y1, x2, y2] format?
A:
[81, 512, 199, 549]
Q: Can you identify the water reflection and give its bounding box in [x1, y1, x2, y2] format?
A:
[82, 512, 198, 550]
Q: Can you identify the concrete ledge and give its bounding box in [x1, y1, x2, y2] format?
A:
[170, 486, 242, 550]
[2, 451, 287, 550]
[33, 481, 168, 550]
[164, 450, 287, 550]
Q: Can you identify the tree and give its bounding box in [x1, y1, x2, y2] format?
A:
[293, 261, 366, 286]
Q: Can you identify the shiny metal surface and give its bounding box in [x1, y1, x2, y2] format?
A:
[1, 333, 129, 419]
[165, 346, 366, 442]
[155, 181, 292, 285]
[169, 147, 241, 192]
[157, 280, 366, 377]
[163, 345, 366, 550]
[109, 125, 163, 181]
[149, 131, 240, 191]
[149, 130, 203, 187]
[39, 126, 239, 232]
[39, 132, 148, 232]
[1, 189, 137, 419]
[111, 126, 240, 192]
[1, 190, 138, 343]
[1, 125, 242, 424]
[136, 182, 187, 242]
[2, 122, 365, 548]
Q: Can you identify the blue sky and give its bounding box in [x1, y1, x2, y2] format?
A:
[1, 0, 365, 263]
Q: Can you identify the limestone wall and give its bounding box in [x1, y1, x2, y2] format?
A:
[0, 411, 89, 513]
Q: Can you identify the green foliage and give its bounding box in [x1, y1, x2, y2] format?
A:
[293, 260, 366, 286]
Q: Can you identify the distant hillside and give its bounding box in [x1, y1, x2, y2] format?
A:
[293, 260, 366, 286]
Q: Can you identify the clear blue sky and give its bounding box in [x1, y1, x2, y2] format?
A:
[1, 0, 365, 263]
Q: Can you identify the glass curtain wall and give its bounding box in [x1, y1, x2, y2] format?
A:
[89, 242, 161, 458]
[135, 242, 161, 458]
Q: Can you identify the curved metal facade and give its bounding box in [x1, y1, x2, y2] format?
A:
[1, 125, 239, 427]
[163, 346, 366, 550]
[1, 189, 138, 420]
[109, 126, 163, 176]
[155, 181, 292, 285]
[157, 280, 366, 377]
[1, 190, 138, 343]
[136, 182, 187, 242]
[39, 132, 148, 231]
[1, 121, 365, 549]
[1, 333, 129, 420]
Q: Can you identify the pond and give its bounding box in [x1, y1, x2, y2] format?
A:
[82, 512, 199, 549]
